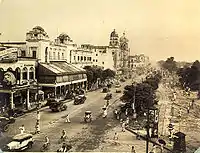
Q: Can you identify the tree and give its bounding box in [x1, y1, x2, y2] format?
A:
[102, 69, 116, 81]
[161, 57, 177, 73]
[177, 60, 200, 90]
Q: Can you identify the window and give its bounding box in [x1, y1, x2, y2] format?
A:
[58, 52, 60, 60]
[93, 59, 95, 62]
[96, 54, 98, 56]
[62, 53, 64, 59]
[96, 59, 98, 62]
[29, 72, 34, 79]
[53, 52, 55, 59]
[102, 62, 104, 65]
[32, 51, 36, 58]
[78, 56, 80, 61]
[84, 56, 86, 61]
[81, 56, 83, 61]
[74, 56, 76, 60]
[112, 52, 114, 55]
[21, 51, 26, 57]
[23, 72, 27, 80]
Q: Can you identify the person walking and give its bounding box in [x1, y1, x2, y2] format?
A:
[113, 132, 118, 140]
[106, 100, 110, 107]
[121, 121, 126, 132]
[187, 106, 190, 114]
[65, 114, 71, 123]
[35, 122, 40, 134]
[131, 145, 136, 153]
[126, 117, 129, 127]
[19, 125, 25, 134]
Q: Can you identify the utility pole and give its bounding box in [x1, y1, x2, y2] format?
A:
[146, 105, 150, 153]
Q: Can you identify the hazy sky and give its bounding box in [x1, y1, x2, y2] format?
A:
[0, 0, 200, 62]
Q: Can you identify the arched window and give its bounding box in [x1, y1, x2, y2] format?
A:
[29, 67, 35, 80]
[22, 67, 28, 80]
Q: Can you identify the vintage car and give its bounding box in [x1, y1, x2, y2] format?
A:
[102, 87, 109, 93]
[74, 95, 86, 105]
[46, 95, 66, 106]
[49, 101, 68, 112]
[116, 89, 122, 93]
[104, 93, 112, 100]
[6, 133, 34, 151]
[0, 116, 15, 132]
[120, 78, 126, 82]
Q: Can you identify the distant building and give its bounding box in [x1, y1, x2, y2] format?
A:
[128, 54, 150, 69]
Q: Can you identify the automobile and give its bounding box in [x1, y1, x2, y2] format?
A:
[0, 116, 15, 132]
[104, 93, 112, 100]
[46, 95, 65, 106]
[116, 89, 122, 93]
[120, 78, 126, 82]
[115, 84, 121, 88]
[49, 101, 68, 112]
[6, 133, 34, 151]
[74, 95, 86, 105]
[102, 87, 109, 93]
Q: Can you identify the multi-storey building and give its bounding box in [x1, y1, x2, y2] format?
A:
[128, 54, 150, 69]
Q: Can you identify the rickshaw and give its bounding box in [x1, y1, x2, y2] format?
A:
[84, 111, 92, 123]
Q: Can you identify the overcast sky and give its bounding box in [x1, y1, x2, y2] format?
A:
[0, 0, 200, 62]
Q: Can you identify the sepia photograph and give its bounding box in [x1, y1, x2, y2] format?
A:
[0, 0, 200, 152]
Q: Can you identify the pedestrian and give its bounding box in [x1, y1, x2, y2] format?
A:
[191, 99, 194, 109]
[106, 100, 109, 107]
[37, 110, 40, 122]
[125, 108, 128, 116]
[65, 114, 71, 123]
[19, 125, 25, 134]
[35, 122, 40, 134]
[131, 145, 136, 153]
[126, 117, 129, 127]
[103, 108, 107, 118]
[113, 132, 118, 140]
[121, 121, 126, 132]
[187, 106, 190, 114]
[178, 108, 182, 118]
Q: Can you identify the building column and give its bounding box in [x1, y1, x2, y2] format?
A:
[27, 69, 30, 85]
[54, 87, 57, 96]
[20, 71, 23, 84]
[10, 92, 14, 109]
[27, 89, 30, 110]
[60, 86, 62, 95]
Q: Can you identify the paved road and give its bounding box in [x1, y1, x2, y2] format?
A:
[0, 79, 132, 152]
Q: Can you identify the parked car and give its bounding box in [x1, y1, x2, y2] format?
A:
[120, 78, 126, 82]
[104, 93, 112, 100]
[102, 87, 109, 93]
[0, 116, 15, 132]
[49, 101, 68, 112]
[74, 95, 86, 105]
[46, 95, 65, 106]
[115, 84, 121, 88]
[116, 89, 122, 93]
[6, 133, 34, 151]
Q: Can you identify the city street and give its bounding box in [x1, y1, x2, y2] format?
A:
[0, 77, 145, 152]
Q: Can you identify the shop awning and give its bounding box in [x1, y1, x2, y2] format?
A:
[38, 62, 87, 87]
[38, 62, 86, 76]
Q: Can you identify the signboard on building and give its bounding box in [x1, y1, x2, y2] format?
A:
[0, 52, 18, 63]
[0, 71, 16, 89]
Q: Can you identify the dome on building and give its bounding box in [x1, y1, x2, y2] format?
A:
[33, 26, 45, 32]
[110, 29, 118, 38]
[57, 33, 73, 43]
